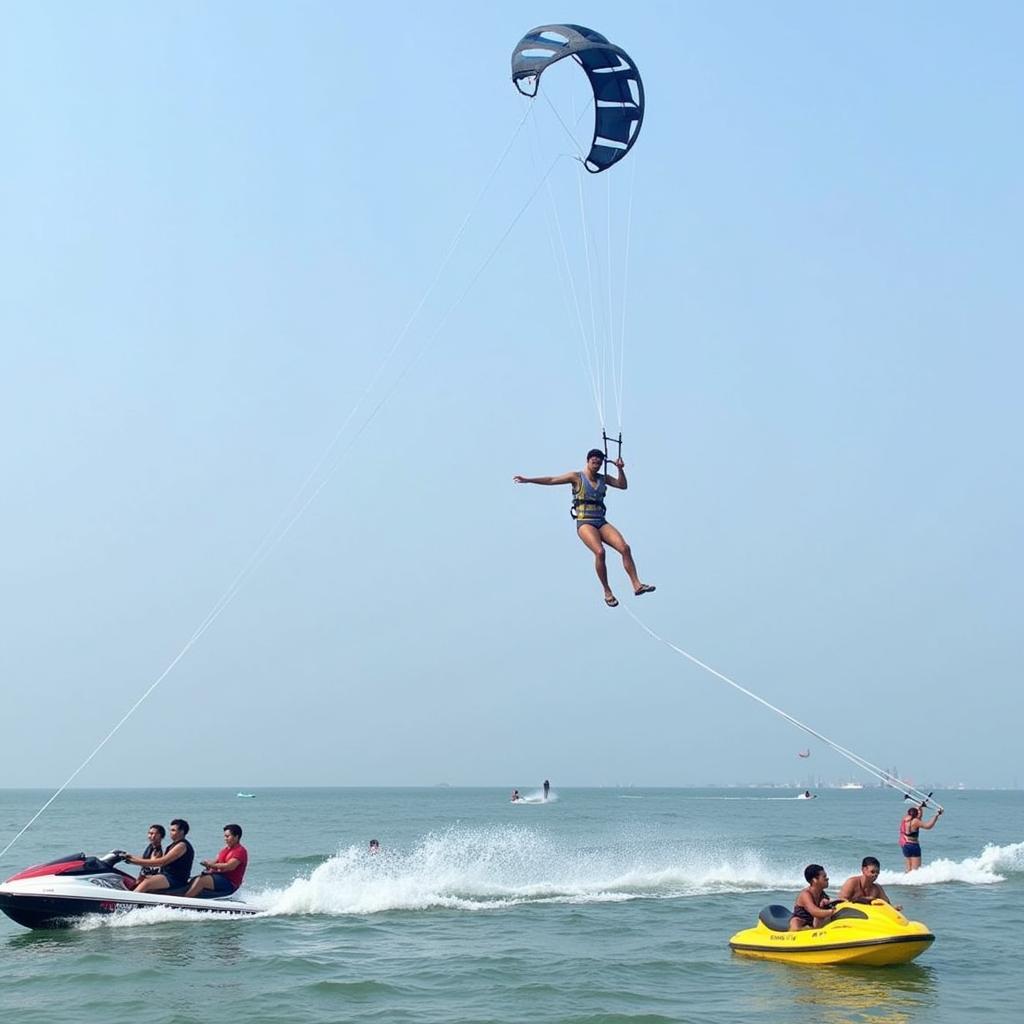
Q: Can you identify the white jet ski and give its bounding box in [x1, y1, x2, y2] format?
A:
[0, 850, 258, 929]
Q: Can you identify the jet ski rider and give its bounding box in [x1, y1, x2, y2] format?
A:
[790, 864, 835, 931]
[137, 823, 165, 878]
[838, 856, 902, 911]
[125, 818, 195, 893]
[185, 824, 248, 898]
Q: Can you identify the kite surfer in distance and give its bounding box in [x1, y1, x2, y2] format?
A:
[514, 449, 655, 608]
[543, 779, 550, 801]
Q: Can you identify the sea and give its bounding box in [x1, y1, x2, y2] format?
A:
[1, 786, 1021, 1024]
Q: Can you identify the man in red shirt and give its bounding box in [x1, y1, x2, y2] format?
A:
[185, 824, 248, 898]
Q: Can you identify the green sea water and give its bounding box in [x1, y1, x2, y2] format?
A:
[1, 787, 1021, 1023]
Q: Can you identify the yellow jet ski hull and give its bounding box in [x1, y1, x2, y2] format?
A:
[729, 900, 935, 966]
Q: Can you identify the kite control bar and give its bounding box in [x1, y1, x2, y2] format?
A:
[902, 789, 944, 813]
[602, 430, 623, 465]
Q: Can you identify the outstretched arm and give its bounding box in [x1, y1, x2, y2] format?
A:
[604, 457, 628, 490]
[514, 471, 578, 486]
[920, 809, 943, 830]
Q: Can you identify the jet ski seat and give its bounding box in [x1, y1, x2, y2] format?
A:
[758, 905, 794, 932]
[157, 883, 190, 897]
[157, 881, 239, 900]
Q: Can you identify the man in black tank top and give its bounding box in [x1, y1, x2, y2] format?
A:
[126, 818, 196, 893]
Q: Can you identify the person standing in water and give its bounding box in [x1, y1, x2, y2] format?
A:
[543, 780, 550, 801]
[514, 449, 655, 607]
[900, 803, 943, 871]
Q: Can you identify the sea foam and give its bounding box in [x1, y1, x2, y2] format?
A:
[71, 832, 1024, 926]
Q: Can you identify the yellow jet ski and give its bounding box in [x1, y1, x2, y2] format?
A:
[729, 899, 935, 966]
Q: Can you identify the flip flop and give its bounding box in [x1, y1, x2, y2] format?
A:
[605, 595, 619, 607]
[634, 584, 656, 596]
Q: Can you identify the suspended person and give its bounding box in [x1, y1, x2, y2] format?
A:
[514, 449, 655, 607]
[900, 802, 943, 872]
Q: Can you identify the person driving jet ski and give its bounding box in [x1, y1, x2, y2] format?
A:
[790, 864, 836, 931]
[136, 824, 165, 878]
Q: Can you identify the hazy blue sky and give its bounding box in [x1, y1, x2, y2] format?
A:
[1, 3, 1020, 794]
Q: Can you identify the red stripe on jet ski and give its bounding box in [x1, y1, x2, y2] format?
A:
[5, 859, 85, 882]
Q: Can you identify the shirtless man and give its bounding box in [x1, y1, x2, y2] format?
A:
[789, 864, 835, 931]
[514, 449, 654, 608]
[838, 856, 901, 910]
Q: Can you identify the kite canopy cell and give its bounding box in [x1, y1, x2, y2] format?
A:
[511, 24, 644, 173]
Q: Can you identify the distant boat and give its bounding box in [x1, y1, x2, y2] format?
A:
[839, 782, 864, 790]
[236, 792, 256, 798]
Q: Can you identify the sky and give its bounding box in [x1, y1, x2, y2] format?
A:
[1, 3, 1021, 795]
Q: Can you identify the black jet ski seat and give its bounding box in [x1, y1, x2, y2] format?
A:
[758, 905, 794, 932]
